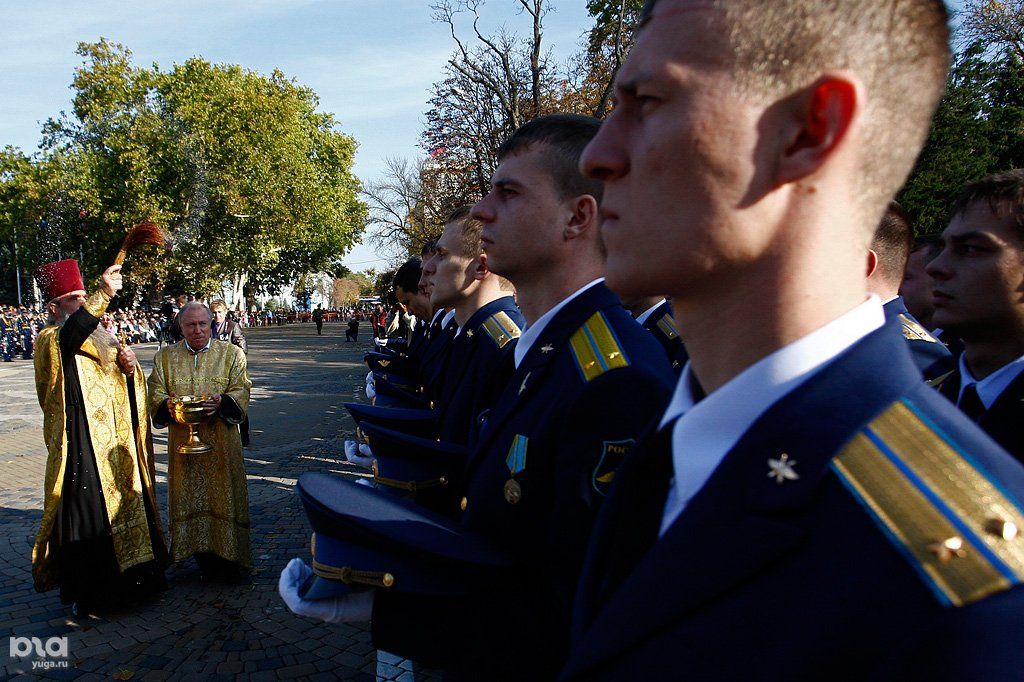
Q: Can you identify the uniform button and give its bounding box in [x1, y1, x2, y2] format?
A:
[460, 497, 468, 511]
[986, 517, 1019, 540]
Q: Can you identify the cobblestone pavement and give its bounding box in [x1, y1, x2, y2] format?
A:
[0, 322, 436, 681]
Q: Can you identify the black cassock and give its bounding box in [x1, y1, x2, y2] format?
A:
[52, 305, 168, 610]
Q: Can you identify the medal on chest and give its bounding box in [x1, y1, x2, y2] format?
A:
[504, 434, 528, 505]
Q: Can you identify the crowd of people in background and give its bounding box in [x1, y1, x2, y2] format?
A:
[0, 305, 46, 361]
[2, 298, 389, 362]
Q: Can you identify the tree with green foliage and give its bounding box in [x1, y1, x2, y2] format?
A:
[898, 42, 1024, 234]
[0, 147, 48, 303]
[1, 39, 366, 308]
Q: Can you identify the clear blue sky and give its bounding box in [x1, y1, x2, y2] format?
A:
[0, 1, 966, 272]
[0, 0, 593, 271]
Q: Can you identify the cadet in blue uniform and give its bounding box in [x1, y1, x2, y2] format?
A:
[0, 310, 12, 362]
[419, 208, 523, 444]
[364, 258, 431, 377]
[564, 1, 1024, 679]
[869, 201, 952, 380]
[346, 207, 524, 494]
[930, 170, 1024, 464]
[282, 115, 672, 679]
[394, 259, 432, 360]
[371, 308, 458, 408]
[18, 310, 34, 359]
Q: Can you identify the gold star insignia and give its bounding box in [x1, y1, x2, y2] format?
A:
[767, 453, 799, 484]
[466, 329, 474, 338]
[541, 344, 554, 354]
[928, 536, 966, 563]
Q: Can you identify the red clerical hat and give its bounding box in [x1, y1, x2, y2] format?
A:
[35, 259, 85, 303]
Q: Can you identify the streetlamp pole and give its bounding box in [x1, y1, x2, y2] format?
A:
[13, 234, 22, 306]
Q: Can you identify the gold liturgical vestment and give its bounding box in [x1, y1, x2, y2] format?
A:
[148, 339, 252, 567]
[32, 290, 164, 592]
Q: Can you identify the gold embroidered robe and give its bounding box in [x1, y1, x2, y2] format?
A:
[32, 290, 164, 592]
[147, 339, 252, 566]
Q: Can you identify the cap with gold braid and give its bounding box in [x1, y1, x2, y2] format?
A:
[343, 402, 438, 439]
[297, 472, 511, 601]
[357, 421, 467, 484]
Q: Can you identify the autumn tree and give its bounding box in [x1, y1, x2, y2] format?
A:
[960, 0, 1024, 60]
[421, 1, 554, 206]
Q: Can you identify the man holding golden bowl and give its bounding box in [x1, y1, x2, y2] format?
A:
[148, 302, 253, 582]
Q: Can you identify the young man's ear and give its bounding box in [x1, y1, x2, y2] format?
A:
[776, 73, 860, 186]
[474, 251, 491, 281]
[564, 194, 600, 241]
[866, 249, 879, 279]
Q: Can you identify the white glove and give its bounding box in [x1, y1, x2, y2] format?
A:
[365, 371, 377, 400]
[348, 443, 376, 468]
[343, 440, 376, 466]
[278, 558, 375, 623]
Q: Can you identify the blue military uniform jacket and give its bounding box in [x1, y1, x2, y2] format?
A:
[640, 299, 686, 374]
[431, 297, 522, 441]
[406, 318, 429, 357]
[356, 297, 523, 447]
[371, 282, 674, 678]
[365, 319, 430, 374]
[0, 313, 12, 361]
[936, 367, 1024, 465]
[884, 296, 952, 380]
[562, 319, 1024, 681]
[373, 314, 458, 408]
[353, 298, 524, 513]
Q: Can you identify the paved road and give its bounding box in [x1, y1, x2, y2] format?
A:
[0, 322, 431, 681]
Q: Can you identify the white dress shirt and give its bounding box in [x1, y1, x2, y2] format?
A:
[957, 352, 1024, 410]
[442, 309, 457, 329]
[514, 278, 604, 369]
[658, 297, 886, 535]
[635, 299, 667, 326]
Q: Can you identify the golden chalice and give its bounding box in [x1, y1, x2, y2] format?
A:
[169, 395, 213, 454]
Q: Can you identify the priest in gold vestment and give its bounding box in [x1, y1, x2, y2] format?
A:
[148, 302, 252, 581]
[32, 260, 167, 615]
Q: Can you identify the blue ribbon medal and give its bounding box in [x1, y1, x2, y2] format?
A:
[504, 435, 528, 504]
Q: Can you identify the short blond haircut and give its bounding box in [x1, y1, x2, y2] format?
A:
[445, 206, 515, 291]
[210, 299, 228, 312]
[641, 0, 951, 222]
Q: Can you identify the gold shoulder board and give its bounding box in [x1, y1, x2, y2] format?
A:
[832, 399, 1024, 607]
[656, 314, 680, 340]
[899, 313, 939, 343]
[481, 311, 522, 349]
[570, 311, 630, 383]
